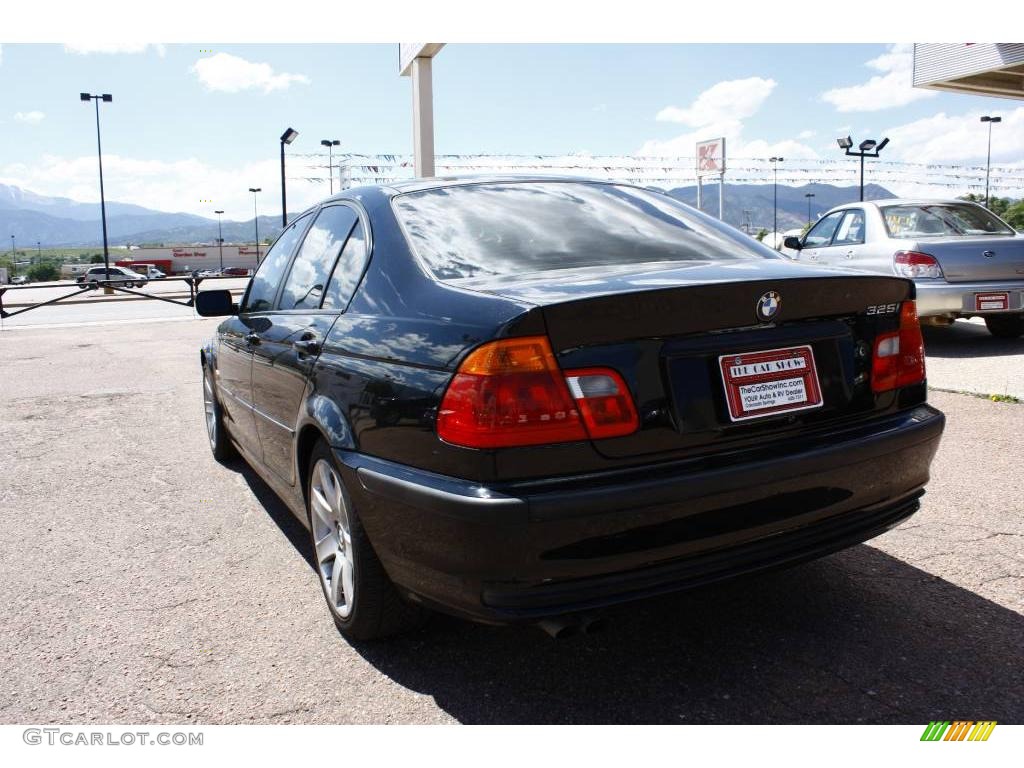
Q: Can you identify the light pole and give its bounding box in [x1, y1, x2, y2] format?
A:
[321, 139, 340, 195]
[769, 157, 783, 241]
[80, 92, 113, 280]
[837, 135, 889, 202]
[280, 128, 298, 226]
[214, 210, 225, 273]
[249, 188, 262, 264]
[980, 115, 1001, 208]
[805, 192, 815, 227]
[9, 235, 14, 279]
[36, 241, 42, 261]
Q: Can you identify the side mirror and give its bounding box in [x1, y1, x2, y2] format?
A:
[783, 236, 803, 250]
[196, 289, 236, 317]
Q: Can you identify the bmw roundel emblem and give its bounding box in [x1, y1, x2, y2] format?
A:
[756, 291, 781, 322]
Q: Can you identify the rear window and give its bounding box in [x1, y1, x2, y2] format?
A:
[882, 203, 1014, 237]
[393, 181, 777, 281]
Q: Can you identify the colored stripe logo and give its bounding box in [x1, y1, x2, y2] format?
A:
[921, 721, 997, 741]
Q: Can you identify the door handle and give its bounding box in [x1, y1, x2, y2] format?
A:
[293, 333, 322, 357]
[845, 250, 854, 259]
[244, 333, 261, 345]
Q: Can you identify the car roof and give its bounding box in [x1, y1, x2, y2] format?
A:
[318, 175, 639, 204]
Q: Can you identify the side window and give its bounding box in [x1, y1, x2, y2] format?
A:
[242, 215, 309, 313]
[322, 221, 369, 311]
[833, 210, 865, 246]
[278, 205, 358, 310]
[804, 211, 845, 248]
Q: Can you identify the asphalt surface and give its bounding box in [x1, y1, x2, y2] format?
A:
[0, 317, 1021, 724]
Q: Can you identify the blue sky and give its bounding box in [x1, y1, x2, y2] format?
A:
[1, 43, 1022, 220]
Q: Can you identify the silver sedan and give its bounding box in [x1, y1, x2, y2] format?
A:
[784, 199, 1024, 338]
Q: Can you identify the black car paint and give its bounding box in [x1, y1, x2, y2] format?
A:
[200, 178, 944, 624]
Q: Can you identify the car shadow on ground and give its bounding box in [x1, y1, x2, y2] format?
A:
[923, 321, 1024, 359]
[235, 459, 1023, 725]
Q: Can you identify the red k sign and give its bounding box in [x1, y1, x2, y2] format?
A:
[696, 137, 725, 176]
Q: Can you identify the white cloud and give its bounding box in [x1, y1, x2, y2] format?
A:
[882, 107, 1024, 165]
[191, 53, 310, 94]
[639, 78, 816, 161]
[0, 153, 332, 219]
[64, 43, 166, 56]
[822, 43, 936, 113]
[797, 129, 816, 139]
[656, 77, 776, 126]
[14, 111, 45, 125]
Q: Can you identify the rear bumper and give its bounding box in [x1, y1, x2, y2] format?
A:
[339, 404, 945, 623]
[915, 279, 1024, 316]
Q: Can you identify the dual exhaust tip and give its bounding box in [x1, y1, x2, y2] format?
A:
[537, 613, 608, 639]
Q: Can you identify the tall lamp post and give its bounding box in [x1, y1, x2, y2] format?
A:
[769, 156, 783, 243]
[80, 92, 113, 280]
[804, 192, 816, 226]
[214, 210, 225, 273]
[9, 235, 14, 279]
[321, 139, 340, 195]
[248, 188, 262, 264]
[980, 115, 1001, 208]
[279, 128, 298, 227]
[837, 135, 889, 202]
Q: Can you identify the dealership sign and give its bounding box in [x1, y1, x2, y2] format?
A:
[696, 138, 726, 177]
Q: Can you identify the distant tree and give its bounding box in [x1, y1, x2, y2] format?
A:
[1004, 200, 1024, 231]
[90, 254, 105, 263]
[959, 193, 1012, 217]
[27, 263, 59, 282]
[755, 228, 768, 242]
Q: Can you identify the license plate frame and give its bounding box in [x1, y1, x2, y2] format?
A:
[975, 292, 1009, 312]
[718, 345, 824, 422]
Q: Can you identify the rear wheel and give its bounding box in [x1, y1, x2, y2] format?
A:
[202, 366, 235, 462]
[984, 313, 1024, 339]
[307, 440, 427, 640]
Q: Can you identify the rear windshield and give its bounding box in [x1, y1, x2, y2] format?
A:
[882, 203, 1015, 238]
[393, 181, 777, 281]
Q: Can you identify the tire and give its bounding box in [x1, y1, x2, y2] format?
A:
[306, 440, 427, 640]
[984, 313, 1024, 339]
[202, 366, 236, 462]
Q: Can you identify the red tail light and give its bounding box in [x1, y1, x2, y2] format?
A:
[894, 250, 943, 279]
[437, 336, 638, 448]
[871, 301, 926, 393]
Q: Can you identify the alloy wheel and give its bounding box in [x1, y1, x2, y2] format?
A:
[310, 459, 355, 618]
[202, 371, 217, 449]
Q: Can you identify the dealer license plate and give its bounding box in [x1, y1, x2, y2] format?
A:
[975, 292, 1009, 311]
[718, 345, 824, 422]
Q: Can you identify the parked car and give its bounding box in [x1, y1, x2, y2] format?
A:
[221, 267, 250, 277]
[10, 275, 28, 285]
[784, 199, 1024, 337]
[76, 265, 148, 288]
[196, 269, 220, 278]
[196, 178, 945, 640]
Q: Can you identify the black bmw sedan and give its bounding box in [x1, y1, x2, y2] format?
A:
[196, 177, 945, 640]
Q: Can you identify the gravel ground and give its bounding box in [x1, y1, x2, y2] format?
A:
[0, 318, 1021, 724]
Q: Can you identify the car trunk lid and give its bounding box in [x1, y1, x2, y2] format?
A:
[912, 236, 1024, 282]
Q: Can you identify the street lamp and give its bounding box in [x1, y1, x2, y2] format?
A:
[980, 116, 1002, 208]
[9, 235, 14, 279]
[280, 128, 299, 227]
[837, 135, 889, 202]
[804, 192, 816, 226]
[769, 157, 783, 242]
[214, 210, 225, 273]
[321, 139, 340, 195]
[249, 188, 262, 264]
[80, 92, 113, 280]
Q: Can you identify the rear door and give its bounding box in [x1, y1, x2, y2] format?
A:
[251, 204, 362, 485]
[218, 215, 309, 457]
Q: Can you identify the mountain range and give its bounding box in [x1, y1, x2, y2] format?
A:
[0, 181, 896, 248]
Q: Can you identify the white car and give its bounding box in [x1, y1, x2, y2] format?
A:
[785, 199, 1024, 337]
[76, 265, 149, 288]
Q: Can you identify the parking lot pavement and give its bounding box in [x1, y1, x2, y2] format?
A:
[0, 318, 1021, 724]
[923, 319, 1024, 400]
